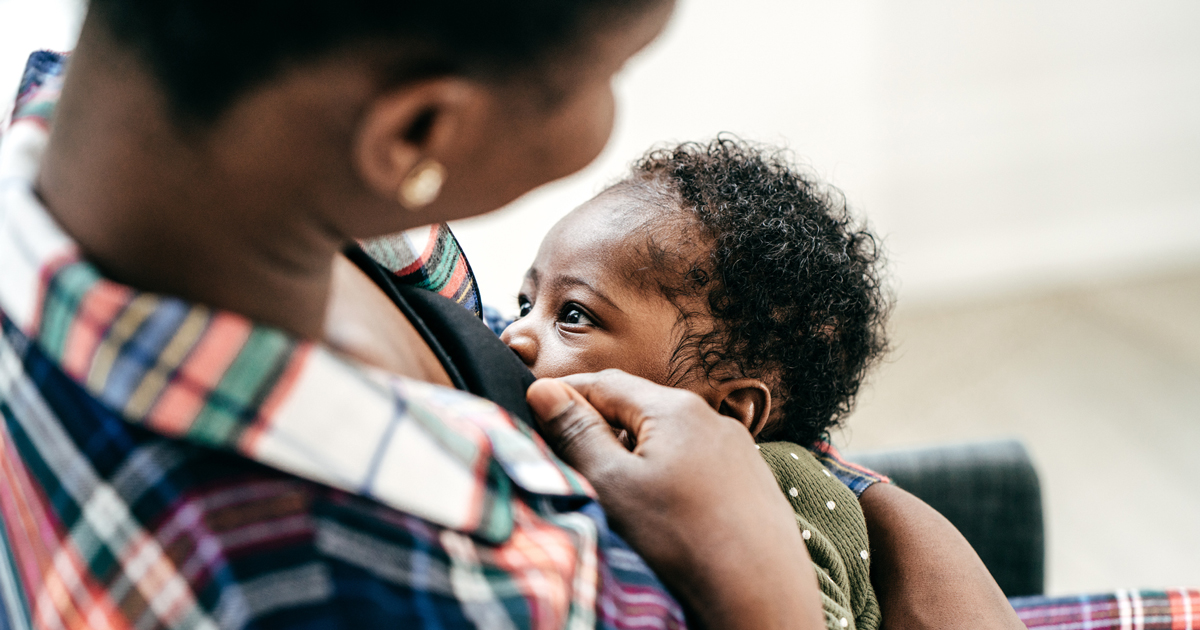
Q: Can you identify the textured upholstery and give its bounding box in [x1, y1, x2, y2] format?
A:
[848, 440, 1045, 597]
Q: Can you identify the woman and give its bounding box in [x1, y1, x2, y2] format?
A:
[0, 0, 1019, 628]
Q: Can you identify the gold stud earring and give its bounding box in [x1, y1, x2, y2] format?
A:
[398, 158, 447, 210]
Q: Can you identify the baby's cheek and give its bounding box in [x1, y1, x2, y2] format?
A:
[533, 343, 626, 380]
[528, 361, 575, 379]
[529, 350, 602, 379]
[630, 352, 682, 386]
[616, 336, 687, 387]
[585, 349, 675, 386]
[532, 334, 678, 385]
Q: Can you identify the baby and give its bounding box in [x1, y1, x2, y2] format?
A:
[500, 138, 890, 630]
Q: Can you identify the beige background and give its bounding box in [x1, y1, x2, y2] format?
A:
[3, 0, 1197, 596]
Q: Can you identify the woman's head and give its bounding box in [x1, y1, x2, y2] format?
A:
[503, 138, 891, 446]
[77, 0, 673, 236]
[89, 0, 666, 123]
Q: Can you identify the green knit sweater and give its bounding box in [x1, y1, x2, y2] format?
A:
[759, 442, 881, 630]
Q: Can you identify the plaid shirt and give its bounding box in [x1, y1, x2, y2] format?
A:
[4, 51, 1195, 630]
[0, 51, 685, 630]
[1013, 590, 1200, 630]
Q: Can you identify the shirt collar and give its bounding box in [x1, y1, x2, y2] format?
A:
[0, 51, 593, 544]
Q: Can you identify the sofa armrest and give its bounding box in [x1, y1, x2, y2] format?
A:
[847, 439, 1045, 597]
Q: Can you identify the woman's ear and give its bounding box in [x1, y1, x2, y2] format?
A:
[714, 378, 773, 439]
[353, 78, 483, 202]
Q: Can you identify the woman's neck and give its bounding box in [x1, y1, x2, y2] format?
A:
[324, 256, 455, 386]
[37, 22, 344, 340]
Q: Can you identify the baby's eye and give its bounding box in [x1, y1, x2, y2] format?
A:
[517, 296, 533, 318]
[558, 304, 596, 327]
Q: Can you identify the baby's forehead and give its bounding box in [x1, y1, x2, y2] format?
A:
[537, 216, 651, 290]
[559, 187, 660, 230]
[541, 195, 709, 303]
[548, 194, 680, 262]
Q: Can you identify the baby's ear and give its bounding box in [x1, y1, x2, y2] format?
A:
[714, 379, 772, 439]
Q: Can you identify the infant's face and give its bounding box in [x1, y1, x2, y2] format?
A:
[500, 191, 686, 384]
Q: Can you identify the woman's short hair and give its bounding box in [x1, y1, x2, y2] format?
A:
[89, 0, 655, 122]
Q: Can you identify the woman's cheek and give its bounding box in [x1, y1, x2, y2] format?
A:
[540, 84, 616, 184]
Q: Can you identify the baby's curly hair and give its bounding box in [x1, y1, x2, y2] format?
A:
[619, 137, 891, 446]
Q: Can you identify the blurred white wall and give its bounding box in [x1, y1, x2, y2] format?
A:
[450, 0, 1200, 314]
[0, 0, 84, 125]
[3, 0, 1199, 313]
[3, 0, 1198, 598]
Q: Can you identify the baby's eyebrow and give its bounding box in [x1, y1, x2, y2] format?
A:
[553, 276, 624, 313]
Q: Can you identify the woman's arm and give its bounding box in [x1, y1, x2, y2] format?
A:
[528, 371, 825, 630]
[859, 483, 1025, 630]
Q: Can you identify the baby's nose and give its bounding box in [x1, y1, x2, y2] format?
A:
[500, 322, 537, 367]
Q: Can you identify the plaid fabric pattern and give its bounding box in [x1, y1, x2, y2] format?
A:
[6, 51, 1195, 630]
[810, 439, 889, 498]
[359, 224, 483, 318]
[0, 51, 685, 629]
[9, 50, 66, 129]
[1011, 589, 1200, 629]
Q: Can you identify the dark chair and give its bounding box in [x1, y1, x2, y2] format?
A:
[848, 439, 1045, 597]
